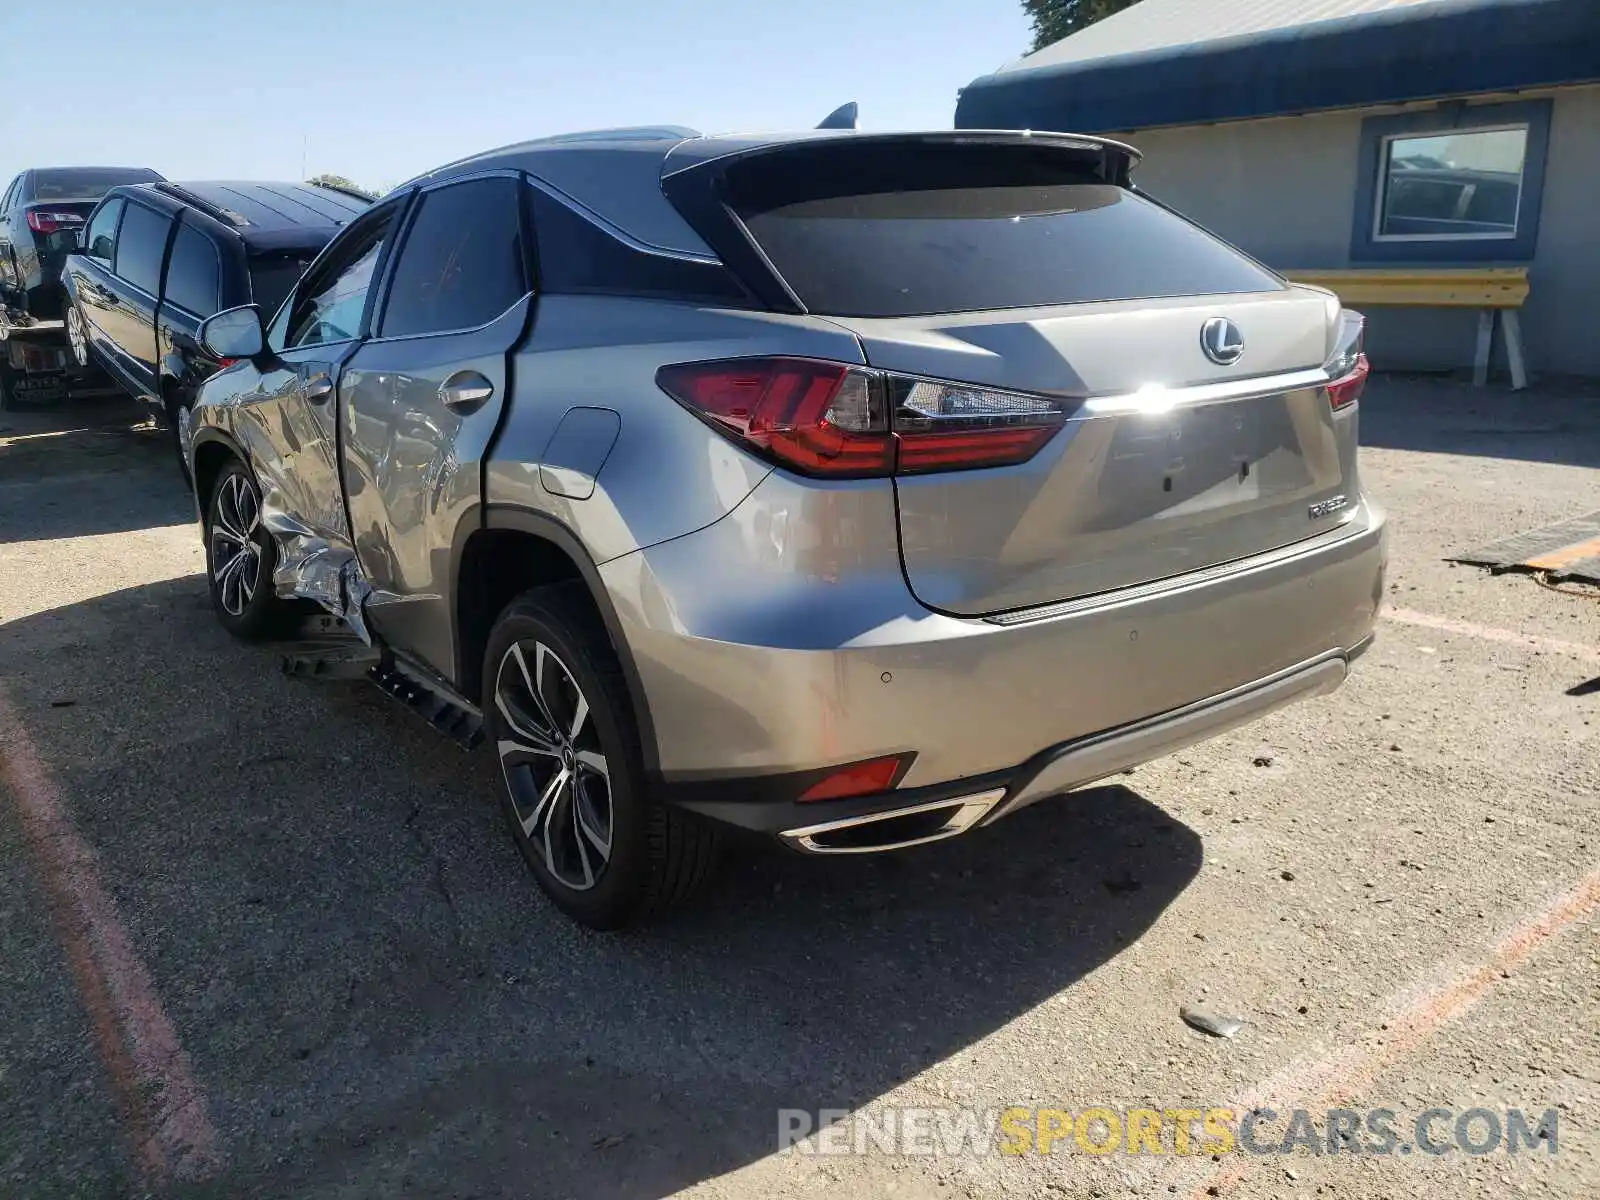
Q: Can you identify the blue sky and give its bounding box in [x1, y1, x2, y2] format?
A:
[1, 0, 1032, 193]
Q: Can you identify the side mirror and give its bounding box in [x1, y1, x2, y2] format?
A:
[198, 304, 266, 362]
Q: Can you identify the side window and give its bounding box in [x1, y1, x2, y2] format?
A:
[114, 203, 173, 294]
[378, 178, 525, 338]
[528, 186, 749, 305]
[85, 198, 125, 263]
[285, 207, 397, 348]
[1, 176, 20, 214]
[164, 223, 221, 316]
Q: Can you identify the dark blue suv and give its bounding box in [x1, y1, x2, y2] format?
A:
[61, 180, 369, 475]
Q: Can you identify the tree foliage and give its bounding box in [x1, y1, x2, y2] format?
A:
[306, 173, 378, 199]
[1022, 0, 1142, 51]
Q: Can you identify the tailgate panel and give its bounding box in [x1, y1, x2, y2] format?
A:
[843, 290, 1353, 616]
[894, 374, 1348, 614]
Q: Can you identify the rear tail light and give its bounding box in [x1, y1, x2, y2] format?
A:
[1325, 310, 1368, 412]
[1326, 353, 1369, 411]
[655, 357, 1067, 478]
[26, 210, 85, 235]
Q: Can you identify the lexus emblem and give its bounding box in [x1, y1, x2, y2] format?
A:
[1200, 317, 1244, 366]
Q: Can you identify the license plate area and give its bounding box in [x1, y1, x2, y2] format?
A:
[1102, 398, 1265, 511]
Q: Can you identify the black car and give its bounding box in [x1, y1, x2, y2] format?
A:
[60, 180, 370, 469]
[0, 167, 164, 325]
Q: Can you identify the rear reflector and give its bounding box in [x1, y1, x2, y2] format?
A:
[27, 210, 85, 234]
[798, 755, 910, 802]
[656, 356, 1067, 478]
[1327, 353, 1369, 411]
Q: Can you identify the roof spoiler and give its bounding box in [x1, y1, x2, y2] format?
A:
[816, 102, 858, 130]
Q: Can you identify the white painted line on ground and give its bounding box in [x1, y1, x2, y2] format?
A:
[1384, 605, 1600, 666]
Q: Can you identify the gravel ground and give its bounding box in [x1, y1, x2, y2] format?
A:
[1, 376, 1596, 1200]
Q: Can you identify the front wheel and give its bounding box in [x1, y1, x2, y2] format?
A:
[204, 459, 287, 640]
[483, 583, 720, 929]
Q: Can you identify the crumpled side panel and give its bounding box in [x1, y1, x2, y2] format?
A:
[187, 375, 377, 644]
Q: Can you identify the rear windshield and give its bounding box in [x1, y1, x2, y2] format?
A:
[724, 144, 1281, 318]
[248, 253, 317, 321]
[33, 168, 161, 202]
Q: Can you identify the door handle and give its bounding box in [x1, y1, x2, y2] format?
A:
[303, 374, 334, 403]
[439, 370, 494, 414]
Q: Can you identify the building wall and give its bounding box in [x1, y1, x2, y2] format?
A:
[1111, 84, 1600, 377]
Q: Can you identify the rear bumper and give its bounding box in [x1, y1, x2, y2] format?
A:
[658, 638, 1370, 849]
[603, 472, 1386, 807]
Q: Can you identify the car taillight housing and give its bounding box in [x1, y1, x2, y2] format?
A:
[1325, 310, 1368, 412]
[1326, 352, 1370, 411]
[655, 357, 1068, 478]
[27, 210, 85, 235]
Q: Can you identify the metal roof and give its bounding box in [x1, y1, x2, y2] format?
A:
[957, 0, 1600, 133]
[160, 182, 369, 230]
[998, 0, 1445, 72]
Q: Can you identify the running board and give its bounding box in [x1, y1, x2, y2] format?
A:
[276, 615, 485, 749]
[368, 658, 485, 750]
[278, 613, 380, 680]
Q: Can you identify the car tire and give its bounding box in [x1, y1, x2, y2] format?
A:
[204, 458, 287, 641]
[65, 303, 90, 369]
[166, 396, 194, 491]
[483, 582, 720, 929]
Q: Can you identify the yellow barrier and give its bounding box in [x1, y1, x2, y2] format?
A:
[1285, 267, 1530, 389]
[1285, 267, 1529, 309]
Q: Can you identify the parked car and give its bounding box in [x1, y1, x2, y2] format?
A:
[60, 181, 369, 472]
[0, 167, 164, 325]
[185, 127, 1387, 929]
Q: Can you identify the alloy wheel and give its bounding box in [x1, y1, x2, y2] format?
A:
[66, 306, 88, 367]
[209, 473, 261, 616]
[494, 639, 613, 891]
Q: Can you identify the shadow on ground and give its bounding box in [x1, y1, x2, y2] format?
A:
[0, 399, 186, 544]
[1360, 373, 1600, 468]
[1, 574, 1201, 1200]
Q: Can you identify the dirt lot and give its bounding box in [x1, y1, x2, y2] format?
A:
[2, 377, 1597, 1200]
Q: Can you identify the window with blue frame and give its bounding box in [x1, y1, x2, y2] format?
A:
[1350, 100, 1552, 264]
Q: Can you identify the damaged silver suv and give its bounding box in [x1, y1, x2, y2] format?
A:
[187, 126, 1386, 929]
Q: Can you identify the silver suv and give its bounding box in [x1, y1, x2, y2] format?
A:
[187, 127, 1387, 928]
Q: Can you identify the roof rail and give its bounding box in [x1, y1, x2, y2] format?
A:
[304, 180, 378, 204]
[152, 181, 250, 228]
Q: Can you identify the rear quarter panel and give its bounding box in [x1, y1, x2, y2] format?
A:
[487, 295, 869, 563]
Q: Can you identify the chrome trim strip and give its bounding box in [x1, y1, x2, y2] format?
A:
[1079, 366, 1330, 417]
[780, 788, 1008, 855]
[985, 510, 1369, 627]
[522, 175, 723, 265]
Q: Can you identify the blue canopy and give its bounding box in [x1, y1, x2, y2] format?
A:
[956, 0, 1600, 134]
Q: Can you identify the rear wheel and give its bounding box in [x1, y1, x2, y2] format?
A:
[166, 395, 194, 490]
[204, 459, 287, 640]
[65, 304, 89, 368]
[483, 584, 719, 929]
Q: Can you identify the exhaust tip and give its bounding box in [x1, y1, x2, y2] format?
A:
[780, 789, 1007, 855]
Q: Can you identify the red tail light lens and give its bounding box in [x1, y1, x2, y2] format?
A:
[798, 754, 910, 802]
[656, 357, 1067, 478]
[27, 210, 85, 235]
[656, 357, 894, 476]
[1327, 352, 1370, 412]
